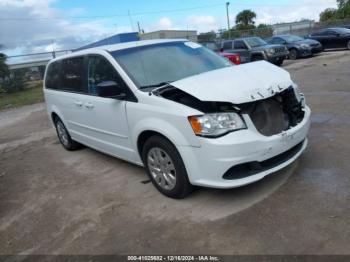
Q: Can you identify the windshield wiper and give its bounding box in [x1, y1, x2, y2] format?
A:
[139, 81, 172, 89]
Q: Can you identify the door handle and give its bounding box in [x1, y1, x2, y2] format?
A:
[74, 101, 83, 107]
[84, 102, 94, 109]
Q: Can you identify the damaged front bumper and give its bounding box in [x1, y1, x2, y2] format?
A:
[178, 106, 311, 188]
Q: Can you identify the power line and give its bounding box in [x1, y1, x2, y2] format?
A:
[1, 1, 336, 21]
[0, 3, 224, 21]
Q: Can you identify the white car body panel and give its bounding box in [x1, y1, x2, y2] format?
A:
[44, 39, 311, 189]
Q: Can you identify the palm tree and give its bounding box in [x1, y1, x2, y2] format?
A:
[235, 10, 257, 27]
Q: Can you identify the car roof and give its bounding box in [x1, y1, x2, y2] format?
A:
[235, 36, 261, 41]
[49, 39, 188, 63]
[276, 34, 294, 37]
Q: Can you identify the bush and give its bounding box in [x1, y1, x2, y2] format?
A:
[0, 68, 26, 93]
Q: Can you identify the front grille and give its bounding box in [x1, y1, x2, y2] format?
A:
[241, 87, 305, 136]
[274, 47, 286, 53]
[222, 140, 305, 180]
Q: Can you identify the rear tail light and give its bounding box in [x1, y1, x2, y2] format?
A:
[227, 55, 241, 65]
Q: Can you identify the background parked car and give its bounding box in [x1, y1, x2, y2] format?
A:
[267, 35, 323, 60]
[200, 41, 241, 65]
[307, 27, 350, 50]
[221, 37, 289, 66]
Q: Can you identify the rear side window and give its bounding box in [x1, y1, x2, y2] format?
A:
[45, 61, 61, 89]
[87, 55, 126, 95]
[234, 40, 248, 49]
[222, 41, 232, 50]
[312, 30, 327, 36]
[61, 56, 86, 93]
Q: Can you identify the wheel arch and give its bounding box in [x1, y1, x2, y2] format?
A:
[251, 51, 266, 60]
[48, 106, 67, 127]
[137, 130, 175, 161]
[133, 118, 201, 163]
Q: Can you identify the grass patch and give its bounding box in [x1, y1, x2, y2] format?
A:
[0, 84, 44, 111]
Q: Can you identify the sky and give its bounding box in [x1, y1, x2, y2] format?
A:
[0, 0, 338, 61]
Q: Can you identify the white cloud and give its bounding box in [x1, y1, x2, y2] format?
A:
[157, 17, 173, 29]
[241, 0, 338, 25]
[0, 0, 338, 59]
[0, 0, 131, 57]
[187, 15, 219, 32]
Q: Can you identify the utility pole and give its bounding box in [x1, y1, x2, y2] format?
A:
[226, 2, 231, 39]
[137, 21, 141, 34]
[51, 39, 56, 58]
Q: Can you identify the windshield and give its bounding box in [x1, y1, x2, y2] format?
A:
[283, 35, 304, 43]
[111, 41, 231, 89]
[332, 28, 350, 34]
[245, 37, 267, 47]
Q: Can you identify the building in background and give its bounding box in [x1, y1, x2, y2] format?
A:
[140, 30, 198, 42]
[75, 32, 139, 51]
[271, 20, 315, 36]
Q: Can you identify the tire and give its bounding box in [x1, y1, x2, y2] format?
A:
[347, 40, 350, 50]
[142, 135, 193, 199]
[274, 59, 284, 66]
[289, 49, 298, 60]
[54, 117, 81, 151]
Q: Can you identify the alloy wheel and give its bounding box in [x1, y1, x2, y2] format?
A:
[289, 49, 298, 60]
[147, 147, 177, 190]
[56, 121, 69, 147]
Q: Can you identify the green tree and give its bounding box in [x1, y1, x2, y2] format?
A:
[1, 68, 26, 93]
[0, 53, 9, 78]
[235, 10, 257, 27]
[256, 24, 273, 38]
[337, 0, 349, 8]
[320, 8, 338, 21]
[337, 0, 350, 19]
[319, 0, 350, 21]
[198, 31, 217, 42]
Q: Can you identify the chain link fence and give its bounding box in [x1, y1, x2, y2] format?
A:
[217, 19, 350, 41]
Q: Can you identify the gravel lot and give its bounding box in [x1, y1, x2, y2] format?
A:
[0, 51, 349, 255]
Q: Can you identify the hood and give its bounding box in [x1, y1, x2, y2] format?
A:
[294, 39, 320, 45]
[171, 61, 293, 104]
[254, 44, 284, 50]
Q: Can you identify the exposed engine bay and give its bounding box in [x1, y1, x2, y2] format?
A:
[155, 85, 305, 136]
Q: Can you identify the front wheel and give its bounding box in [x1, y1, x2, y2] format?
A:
[274, 59, 284, 66]
[54, 118, 81, 151]
[289, 49, 298, 60]
[142, 135, 193, 199]
[347, 40, 350, 50]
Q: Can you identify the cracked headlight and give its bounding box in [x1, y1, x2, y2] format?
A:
[293, 85, 306, 107]
[188, 112, 246, 137]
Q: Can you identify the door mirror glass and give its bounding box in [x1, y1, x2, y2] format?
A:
[96, 81, 126, 99]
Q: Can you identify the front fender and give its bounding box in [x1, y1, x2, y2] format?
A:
[131, 117, 201, 162]
[132, 117, 201, 147]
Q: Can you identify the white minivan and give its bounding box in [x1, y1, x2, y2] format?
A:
[44, 39, 311, 198]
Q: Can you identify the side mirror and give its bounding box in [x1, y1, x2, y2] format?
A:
[220, 47, 224, 52]
[96, 81, 126, 100]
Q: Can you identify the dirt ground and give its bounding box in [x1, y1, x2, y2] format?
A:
[0, 51, 350, 255]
